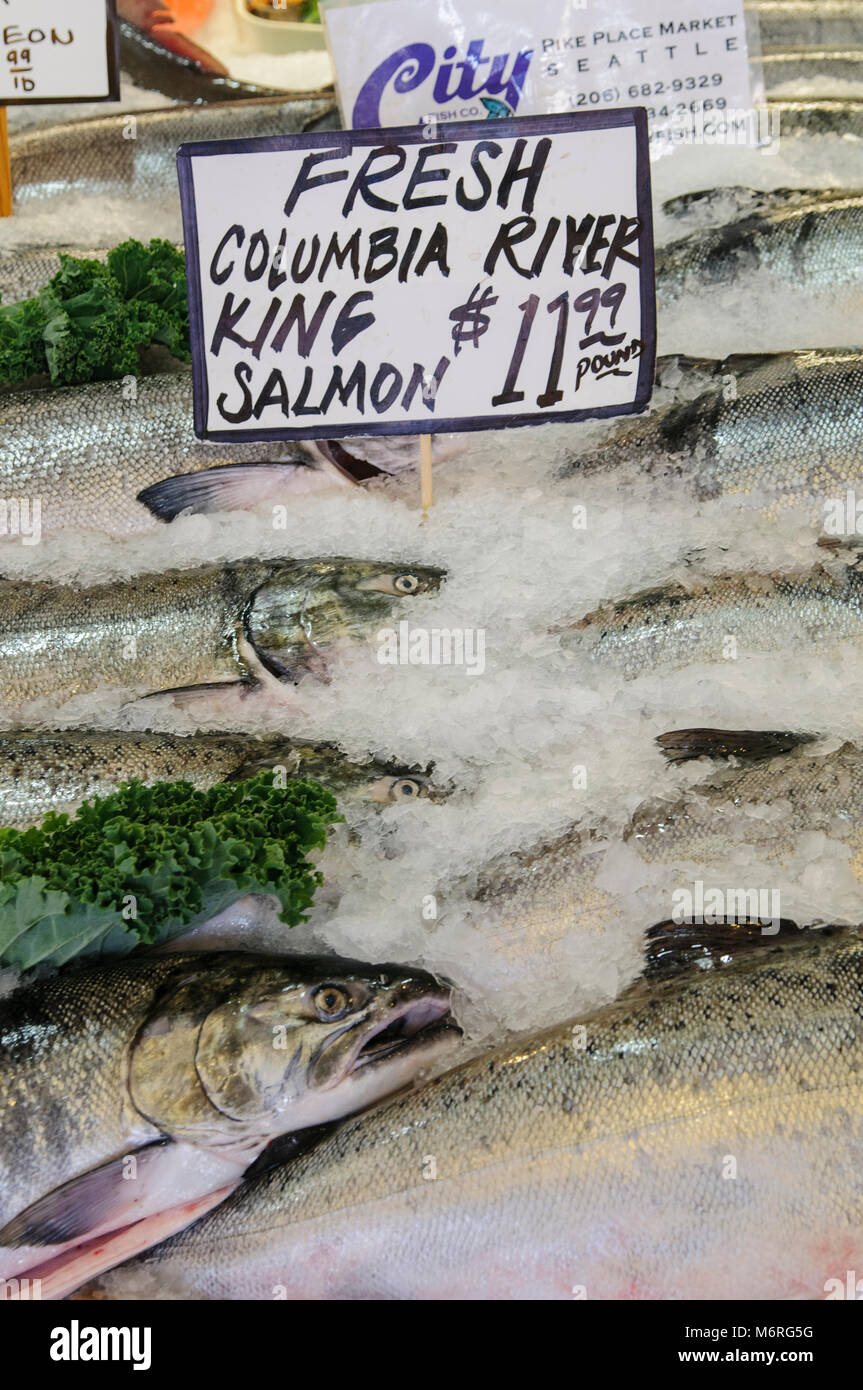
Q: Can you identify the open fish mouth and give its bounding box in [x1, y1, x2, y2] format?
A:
[351, 994, 460, 1070]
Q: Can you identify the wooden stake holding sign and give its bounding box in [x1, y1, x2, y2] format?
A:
[177, 114, 656, 521]
[0, 0, 121, 218]
[0, 109, 11, 219]
[420, 433, 433, 519]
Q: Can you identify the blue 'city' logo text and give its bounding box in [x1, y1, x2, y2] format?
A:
[353, 40, 534, 127]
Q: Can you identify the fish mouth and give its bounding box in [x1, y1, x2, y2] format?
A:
[351, 992, 460, 1070]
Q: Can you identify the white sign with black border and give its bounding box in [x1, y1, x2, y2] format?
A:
[177, 110, 656, 443]
[0, 0, 120, 104]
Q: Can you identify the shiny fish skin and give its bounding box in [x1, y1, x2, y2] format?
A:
[625, 740, 863, 870]
[763, 48, 863, 94]
[0, 557, 444, 711]
[564, 565, 863, 679]
[561, 349, 863, 515]
[0, 247, 108, 306]
[9, 95, 338, 209]
[656, 192, 863, 303]
[755, 0, 863, 50]
[120, 928, 863, 1300]
[455, 742, 863, 975]
[0, 954, 203, 1235]
[767, 96, 863, 137]
[0, 372, 307, 536]
[0, 730, 433, 830]
[0, 951, 457, 1296]
[0, 561, 263, 708]
[662, 185, 850, 224]
[0, 371, 427, 537]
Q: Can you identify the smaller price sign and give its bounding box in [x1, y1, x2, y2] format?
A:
[178, 111, 656, 442]
[0, 0, 120, 104]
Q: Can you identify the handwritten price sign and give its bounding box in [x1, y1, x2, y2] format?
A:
[0, 0, 119, 104]
[178, 112, 656, 442]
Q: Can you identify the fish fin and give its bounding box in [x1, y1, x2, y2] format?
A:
[137, 462, 318, 522]
[480, 96, 513, 118]
[238, 628, 325, 689]
[140, 679, 255, 703]
[656, 351, 776, 382]
[642, 917, 810, 982]
[243, 1122, 339, 1179]
[657, 728, 816, 763]
[655, 353, 721, 380]
[719, 352, 784, 376]
[661, 187, 802, 219]
[554, 578, 693, 628]
[818, 535, 863, 556]
[315, 440, 386, 483]
[16, 1184, 238, 1302]
[0, 1141, 172, 1249]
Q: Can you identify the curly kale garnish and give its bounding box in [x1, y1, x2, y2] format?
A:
[0, 238, 189, 387]
[0, 772, 342, 970]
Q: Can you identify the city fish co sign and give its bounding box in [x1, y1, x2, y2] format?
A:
[352, 37, 533, 128]
[320, 0, 756, 137]
[177, 112, 656, 442]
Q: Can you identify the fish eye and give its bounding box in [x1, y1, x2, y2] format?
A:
[354, 572, 431, 597]
[313, 984, 351, 1021]
[389, 777, 425, 801]
[394, 574, 420, 594]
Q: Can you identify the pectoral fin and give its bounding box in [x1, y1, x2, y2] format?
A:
[139, 678, 257, 706]
[0, 1142, 173, 1249]
[0, 1139, 247, 1299]
[315, 440, 385, 483]
[15, 1185, 237, 1302]
[657, 728, 815, 763]
[137, 461, 341, 522]
[642, 917, 805, 983]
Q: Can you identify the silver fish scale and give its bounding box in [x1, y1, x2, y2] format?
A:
[628, 742, 863, 868]
[9, 95, 338, 208]
[755, 1, 863, 50]
[0, 557, 441, 711]
[0, 957, 179, 1227]
[657, 197, 863, 302]
[569, 350, 863, 511]
[771, 97, 863, 137]
[0, 247, 108, 305]
[463, 746, 863, 965]
[704, 353, 862, 500]
[0, 729, 398, 829]
[0, 561, 266, 706]
[763, 49, 863, 94]
[0, 372, 296, 535]
[128, 930, 863, 1300]
[574, 567, 863, 678]
[0, 730, 260, 828]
